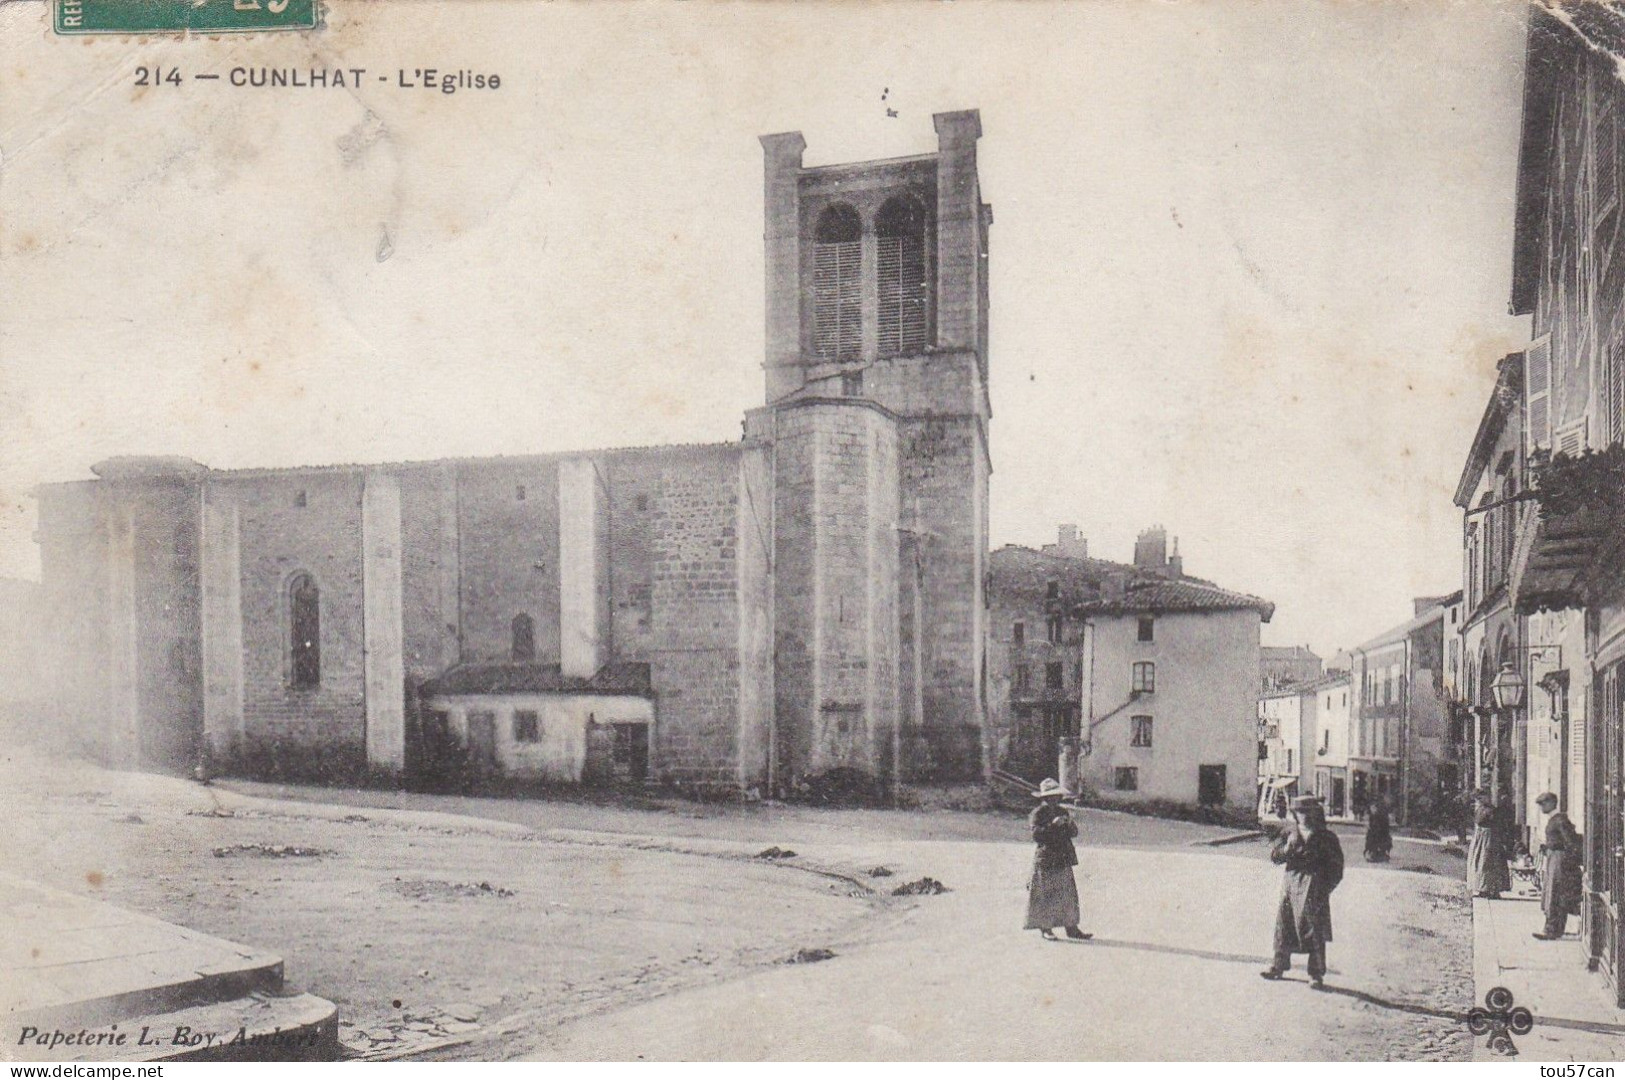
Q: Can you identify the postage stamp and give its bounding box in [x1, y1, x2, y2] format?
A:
[54, 0, 317, 35]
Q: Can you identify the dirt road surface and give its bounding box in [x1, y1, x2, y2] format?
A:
[0, 750, 1472, 1060]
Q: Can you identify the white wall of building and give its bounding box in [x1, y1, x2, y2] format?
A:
[423, 692, 653, 783]
[1082, 608, 1261, 809]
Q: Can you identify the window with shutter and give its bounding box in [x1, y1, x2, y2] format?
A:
[875, 196, 929, 357]
[1554, 416, 1586, 458]
[1526, 336, 1552, 454]
[813, 205, 862, 362]
[1611, 323, 1625, 446]
[1599, 106, 1620, 217]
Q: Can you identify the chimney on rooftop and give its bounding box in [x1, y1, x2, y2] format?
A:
[1052, 524, 1088, 559]
[1168, 536, 1183, 578]
[1134, 526, 1168, 573]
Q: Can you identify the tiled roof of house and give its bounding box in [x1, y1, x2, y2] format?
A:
[1261, 670, 1351, 700]
[989, 544, 1274, 621]
[422, 661, 652, 698]
[1262, 645, 1320, 660]
[1081, 577, 1276, 622]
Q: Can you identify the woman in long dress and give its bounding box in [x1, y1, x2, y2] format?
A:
[1533, 791, 1584, 940]
[1468, 788, 1511, 899]
[1260, 796, 1344, 989]
[1024, 779, 1090, 941]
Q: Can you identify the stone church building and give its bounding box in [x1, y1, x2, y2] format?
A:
[33, 111, 992, 796]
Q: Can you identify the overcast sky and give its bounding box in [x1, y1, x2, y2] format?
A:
[0, 0, 1532, 657]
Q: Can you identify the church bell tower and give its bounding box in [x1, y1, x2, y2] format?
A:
[748, 110, 992, 787]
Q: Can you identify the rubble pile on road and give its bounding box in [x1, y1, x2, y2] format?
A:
[890, 876, 949, 896]
[212, 843, 328, 858]
[389, 878, 515, 901]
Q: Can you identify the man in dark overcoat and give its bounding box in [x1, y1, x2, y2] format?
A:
[1532, 791, 1584, 941]
[1261, 795, 1344, 989]
[1363, 797, 1392, 862]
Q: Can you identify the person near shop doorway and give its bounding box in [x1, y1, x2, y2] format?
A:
[1532, 791, 1583, 941]
[1468, 788, 1511, 898]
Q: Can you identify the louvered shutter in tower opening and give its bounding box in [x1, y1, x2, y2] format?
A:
[1526, 337, 1552, 455]
[1611, 323, 1625, 447]
[814, 240, 861, 361]
[1600, 107, 1620, 214]
[877, 234, 928, 356]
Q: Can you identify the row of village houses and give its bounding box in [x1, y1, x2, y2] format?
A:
[1256, 602, 1456, 831]
[1261, 4, 1625, 1010]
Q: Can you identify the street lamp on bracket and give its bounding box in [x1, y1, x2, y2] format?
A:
[1490, 662, 1526, 712]
[1484, 646, 1563, 810]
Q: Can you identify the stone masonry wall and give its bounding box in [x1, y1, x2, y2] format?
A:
[397, 465, 460, 684]
[602, 451, 661, 665]
[455, 460, 561, 665]
[649, 446, 747, 787]
[772, 402, 901, 785]
[898, 412, 985, 779]
[231, 470, 367, 764]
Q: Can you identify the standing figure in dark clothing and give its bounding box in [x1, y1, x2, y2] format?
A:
[1532, 792, 1584, 941]
[1495, 794, 1519, 862]
[1025, 779, 1090, 941]
[1261, 796, 1344, 989]
[1468, 788, 1511, 898]
[1364, 798, 1393, 863]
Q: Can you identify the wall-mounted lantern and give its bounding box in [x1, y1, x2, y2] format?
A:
[1490, 661, 1526, 711]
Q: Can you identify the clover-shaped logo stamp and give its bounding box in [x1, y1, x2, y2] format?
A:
[1467, 986, 1534, 1056]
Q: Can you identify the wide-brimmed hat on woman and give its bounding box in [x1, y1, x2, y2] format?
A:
[1033, 778, 1066, 799]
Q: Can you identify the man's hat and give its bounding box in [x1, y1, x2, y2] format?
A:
[1290, 795, 1322, 811]
[1536, 791, 1559, 806]
[1033, 778, 1066, 799]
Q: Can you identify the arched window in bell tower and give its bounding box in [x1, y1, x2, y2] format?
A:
[813, 204, 862, 362]
[876, 195, 930, 356]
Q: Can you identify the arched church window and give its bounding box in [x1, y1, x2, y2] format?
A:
[813, 204, 862, 362]
[875, 196, 930, 356]
[512, 613, 536, 661]
[289, 573, 320, 688]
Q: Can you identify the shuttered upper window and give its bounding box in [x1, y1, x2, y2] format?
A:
[1610, 324, 1625, 447]
[813, 205, 862, 362]
[1599, 102, 1619, 217]
[1525, 336, 1552, 455]
[876, 196, 929, 356]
